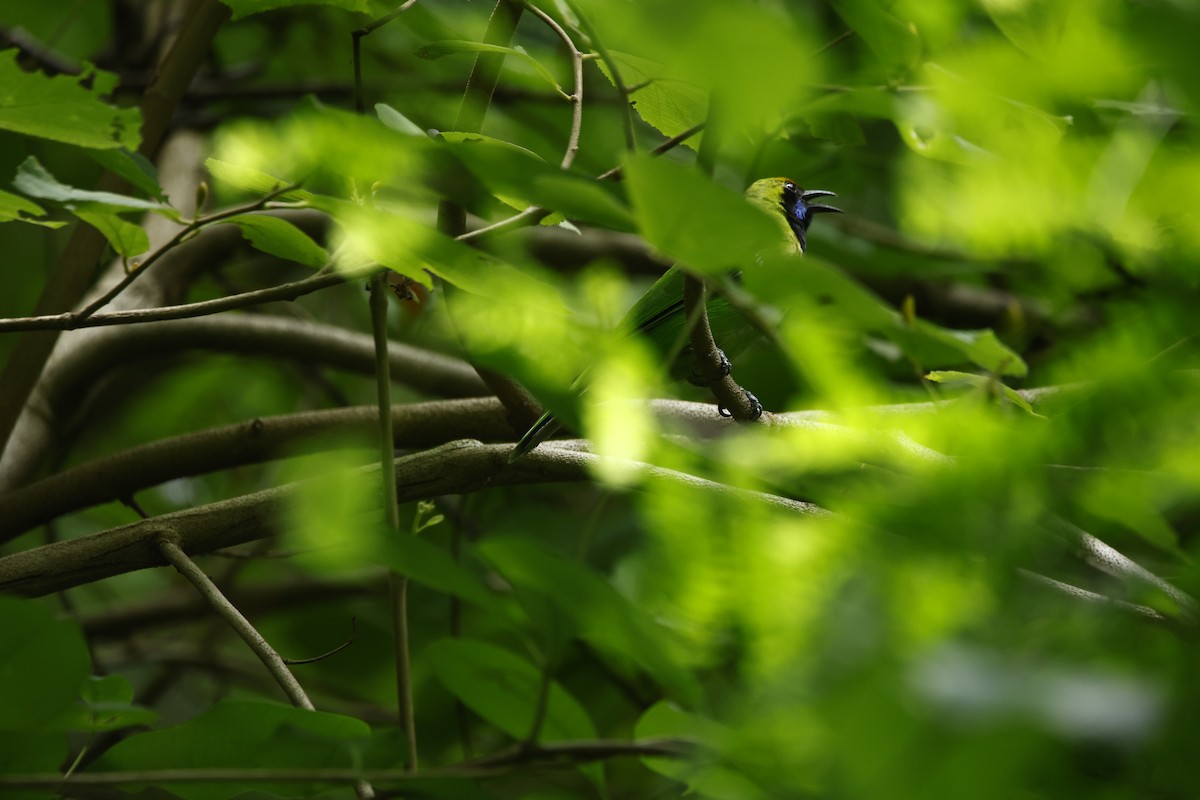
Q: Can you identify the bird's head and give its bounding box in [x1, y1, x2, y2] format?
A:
[745, 177, 842, 253]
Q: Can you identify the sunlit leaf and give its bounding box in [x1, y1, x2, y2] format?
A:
[220, 213, 329, 268]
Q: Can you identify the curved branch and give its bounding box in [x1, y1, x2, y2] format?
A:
[523, 2, 584, 170]
[0, 313, 487, 490]
[0, 398, 512, 540]
[0, 440, 827, 597]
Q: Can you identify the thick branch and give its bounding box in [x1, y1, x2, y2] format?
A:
[0, 314, 488, 491]
[0, 440, 826, 597]
[0, 398, 512, 540]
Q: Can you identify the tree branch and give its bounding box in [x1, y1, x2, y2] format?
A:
[0, 314, 488, 491]
[158, 538, 315, 710]
[0, 398, 512, 540]
[0, 440, 827, 597]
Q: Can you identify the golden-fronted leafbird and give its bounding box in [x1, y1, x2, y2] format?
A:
[509, 177, 841, 461]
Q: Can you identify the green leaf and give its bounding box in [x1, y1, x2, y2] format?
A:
[0, 597, 91, 731]
[13, 157, 176, 216]
[478, 536, 703, 706]
[418, 41, 567, 98]
[218, 0, 371, 20]
[64, 675, 157, 733]
[72, 209, 150, 258]
[440, 134, 633, 230]
[926, 370, 1042, 415]
[0, 50, 140, 150]
[93, 700, 371, 800]
[0, 189, 64, 228]
[204, 158, 312, 203]
[378, 533, 495, 609]
[85, 148, 167, 201]
[334, 205, 569, 308]
[597, 51, 708, 146]
[221, 213, 329, 268]
[636, 702, 768, 800]
[425, 639, 597, 744]
[375, 103, 426, 137]
[623, 154, 781, 274]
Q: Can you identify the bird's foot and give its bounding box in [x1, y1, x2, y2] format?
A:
[687, 347, 732, 386]
[718, 389, 763, 421]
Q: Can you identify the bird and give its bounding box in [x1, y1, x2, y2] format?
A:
[508, 177, 841, 461]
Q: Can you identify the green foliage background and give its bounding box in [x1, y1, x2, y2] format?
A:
[1, 0, 1199, 797]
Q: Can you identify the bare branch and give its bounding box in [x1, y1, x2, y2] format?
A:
[158, 538, 315, 710]
[523, 2, 584, 170]
[0, 398, 511, 540]
[0, 440, 827, 597]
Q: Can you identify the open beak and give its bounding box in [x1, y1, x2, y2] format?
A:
[802, 189, 842, 215]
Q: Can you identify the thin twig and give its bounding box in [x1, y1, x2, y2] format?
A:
[157, 538, 315, 710]
[0, 270, 355, 333]
[368, 275, 418, 770]
[78, 183, 302, 321]
[158, 538, 374, 799]
[0, 740, 691, 788]
[462, 122, 705, 245]
[565, 1, 635, 151]
[283, 618, 358, 665]
[523, 2, 584, 170]
[352, 0, 421, 113]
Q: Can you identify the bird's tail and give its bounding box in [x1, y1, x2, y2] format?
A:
[508, 411, 562, 463]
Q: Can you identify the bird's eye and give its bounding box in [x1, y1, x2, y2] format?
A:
[784, 181, 796, 192]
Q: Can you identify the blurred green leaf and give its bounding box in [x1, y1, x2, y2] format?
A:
[635, 702, 768, 800]
[94, 700, 370, 800]
[425, 638, 599, 751]
[379, 533, 495, 609]
[624, 154, 781, 273]
[441, 134, 633, 230]
[64, 675, 157, 733]
[204, 158, 313, 203]
[926, 370, 1042, 416]
[478, 536, 703, 706]
[375, 103, 426, 137]
[0, 597, 90, 731]
[218, 0, 371, 20]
